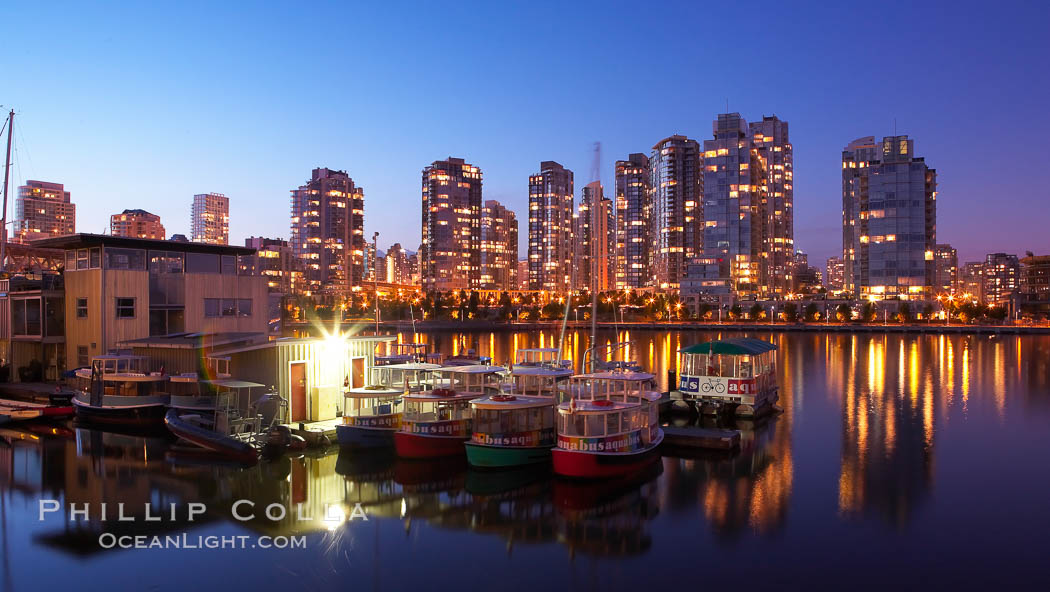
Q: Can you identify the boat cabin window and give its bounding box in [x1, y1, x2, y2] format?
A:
[571, 378, 647, 402]
[683, 350, 773, 378]
[560, 408, 643, 437]
[514, 374, 563, 397]
[346, 396, 398, 417]
[476, 406, 553, 433]
[405, 398, 470, 422]
[443, 372, 498, 393]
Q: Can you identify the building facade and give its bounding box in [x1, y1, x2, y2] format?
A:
[245, 236, 300, 296]
[699, 114, 793, 299]
[749, 115, 794, 296]
[382, 243, 413, 286]
[614, 153, 651, 289]
[290, 168, 366, 300]
[421, 157, 482, 292]
[792, 251, 822, 294]
[1020, 254, 1050, 316]
[650, 135, 702, 290]
[959, 262, 984, 300]
[517, 259, 529, 291]
[110, 209, 165, 240]
[191, 193, 229, 245]
[932, 244, 958, 296]
[480, 200, 518, 290]
[982, 252, 1020, 306]
[15, 180, 75, 243]
[35, 234, 267, 366]
[825, 256, 846, 293]
[573, 181, 614, 292]
[842, 135, 937, 300]
[0, 274, 65, 381]
[528, 161, 574, 292]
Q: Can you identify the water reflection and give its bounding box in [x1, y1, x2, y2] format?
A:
[661, 414, 792, 538]
[835, 335, 935, 527]
[1, 331, 1048, 588]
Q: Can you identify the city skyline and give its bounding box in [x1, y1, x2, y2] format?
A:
[2, 2, 1048, 266]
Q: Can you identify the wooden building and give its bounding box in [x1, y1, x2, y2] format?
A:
[121, 332, 395, 424]
[215, 336, 395, 423]
[0, 274, 66, 380]
[33, 234, 268, 367]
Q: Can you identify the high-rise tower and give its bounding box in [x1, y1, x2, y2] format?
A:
[421, 157, 482, 292]
[528, 161, 574, 292]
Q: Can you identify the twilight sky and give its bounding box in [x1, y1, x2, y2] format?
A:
[3, 0, 1048, 267]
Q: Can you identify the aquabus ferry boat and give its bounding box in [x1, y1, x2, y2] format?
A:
[463, 365, 570, 469]
[552, 372, 663, 479]
[677, 338, 779, 417]
[336, 363, 442, 449]
[393, 365, 503, 459]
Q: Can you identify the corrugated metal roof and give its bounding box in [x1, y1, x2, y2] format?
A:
[679, 338, 777, 356]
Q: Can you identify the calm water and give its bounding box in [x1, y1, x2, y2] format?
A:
[2, 330, 1049, 591]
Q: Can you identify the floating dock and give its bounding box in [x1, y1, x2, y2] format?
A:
[661, 426, 740, 451]
[284, 418, 341, 447]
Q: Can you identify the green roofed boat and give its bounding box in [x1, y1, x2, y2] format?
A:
[677, 338, 779, 417]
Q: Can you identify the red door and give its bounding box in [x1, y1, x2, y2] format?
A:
[290, 362, 307, 422]
[351, 358, 365, 389]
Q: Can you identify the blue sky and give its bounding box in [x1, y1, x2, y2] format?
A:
[3, 0, 1048, 266]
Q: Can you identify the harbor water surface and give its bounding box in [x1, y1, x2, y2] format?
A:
[2, 329, 1049, 591]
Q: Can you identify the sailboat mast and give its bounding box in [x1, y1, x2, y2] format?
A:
[0, 110, 13, 270]
[590, 242, 597, 371]
[557, 254, 574, 366]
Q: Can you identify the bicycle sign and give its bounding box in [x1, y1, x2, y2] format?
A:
[679, 376, 756, 396]
[701, 378, 726, 394]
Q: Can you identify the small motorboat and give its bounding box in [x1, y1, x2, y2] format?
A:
[72, 355, 170, 425]
[164, 410, 258, 464]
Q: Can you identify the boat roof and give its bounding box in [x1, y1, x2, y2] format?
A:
[557, 399, 638, 413]
[512, 366, 573, 377]
[680, 338, 777, 356]
[212, 334, 397, 355]
[471, 395, 554, 410]
[345, 387, 403, 398]
[571, 371, 655, 382]
[436, 365, 505, 375]
[517, 348, 560, 353]
[201, 379, 266, 389]
[377, 362, 443, 371]
[404, 391, 480, 402]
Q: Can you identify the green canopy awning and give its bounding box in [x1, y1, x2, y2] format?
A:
[679, 338, 777, 356]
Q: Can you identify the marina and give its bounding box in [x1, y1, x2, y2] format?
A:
[2, 4, 1046, 589]
[1, 329, 1047, 590]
